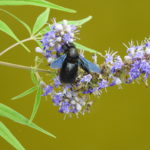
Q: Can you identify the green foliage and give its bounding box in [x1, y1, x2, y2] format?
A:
[0, 0, 76, 13]
[0, 20, 30, 52]
[31, 68, 39, 84]
[0, 8, 31, 34]
[0, 122, 25, 150]
[32, 8, 50, 35]
[11, 87, 37, 100]
[68, 16, 93, 26]
[30, 69, 42, 121]
[0, 103, 56, 138]
[30, 85, 42, 121]
[74, 42, 102, 56]
[11, 69, 42, 121]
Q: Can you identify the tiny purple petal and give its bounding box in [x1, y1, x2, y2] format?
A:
[105, 54, 113, 63]
[42, 85, 53, 96]
[98, 79, 108, 89]
[54, 76, 61, 87]
[59, 102, 70, 113]
[52, 92, 63, 105]
[80, 74, 92, 82]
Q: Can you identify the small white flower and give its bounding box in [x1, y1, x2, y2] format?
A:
[115, 78, 122, 85]
[65, 25, 72, 32]
[76, 103, 82, 111]
[47, 57, 54, 63]
[124, 55, 132, 61]
[35, 47, 43, 53]
[56, 37, 62, 42]
[55, 24, 63, 31]
[70, 33, 74, 38]
[49, 42, 54, 47]
[68, 39, 73, 43]
[145, 48, 150, 55]
[60, 31, 65, 35]
[71, 100, 76, 105]
[62, 20, 68, 26]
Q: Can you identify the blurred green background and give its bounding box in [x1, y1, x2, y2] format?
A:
[0, 0, 150, 149]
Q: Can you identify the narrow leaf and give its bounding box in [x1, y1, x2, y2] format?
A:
[11, 87, 37, 100]
[0, 8, 31, 34]
[30, 85, 42, 121]
[68, 16, 93, 26]
[0, 122, 25, 150]
[38, 16, 93, 35]
[31, 69, 38, 85]
[74, 42, 102, 56]
[0, 0, 76, 13]
[0, 103, 56, 138]
[0, 20, 30, 52]
[32, 8, 50, 35]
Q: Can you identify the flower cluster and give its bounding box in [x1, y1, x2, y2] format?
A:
[36, 19, 150, 117]
[36, 19, 78, 63]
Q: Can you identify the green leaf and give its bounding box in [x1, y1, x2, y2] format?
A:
[0, 0, 76, 13]
[68, 16, 93, 26]
[37, 16, 93, 35]
[31, 69, 38, 85]
[0, 122, 25, 150]
[11, 87, 37, 100]
[0, 103, 56, 138]
[0, 20, 30, 52]
[30, 85, 42, 121]
[74, 42, 102, 56]
[32, 8, 50, 35]
[0, 8, 31, 34]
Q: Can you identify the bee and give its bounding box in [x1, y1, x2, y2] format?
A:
[50, 43, 101, 83]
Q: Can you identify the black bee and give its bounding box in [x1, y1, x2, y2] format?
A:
[50, 43, 101, 83]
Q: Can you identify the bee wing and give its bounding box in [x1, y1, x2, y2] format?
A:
[79, 56, 101, 73]
[50, 54, 66, 69]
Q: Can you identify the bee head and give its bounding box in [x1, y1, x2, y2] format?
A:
[68, 47, 78, 58]
[62, 43, 79, 58]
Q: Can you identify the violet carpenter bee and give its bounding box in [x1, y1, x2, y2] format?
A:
[50, 43, 101, 83]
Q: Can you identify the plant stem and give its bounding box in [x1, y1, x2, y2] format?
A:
[0, 37, 33, 56]
[0, 61, 52, 73]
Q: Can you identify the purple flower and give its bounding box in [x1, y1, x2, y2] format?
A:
[42, 85, 53, 96]
[44, 50, 52, 58]
[111, 56, 123, 73]
[129, 61, 141, 80]
[105, 54, 113, 63]
[110, 77, 122, 86]
[80, 74, 92, 82]
[134, 51, 144, 59]
[59, 102, 70, 113]
[127, 46, 136, 56]
[63, 33, 73, 43]
[70, 107, 78, 113]
[140, 60, 150, 79]
[52, 92, 63, 105]
[54, 76, 61, 87]
[98, 79, 108, 89]
[41, 31, 56, 50]
[145, 42, 150, 48]
[40, 20, 77, 56]
[83, 88, 97, 94]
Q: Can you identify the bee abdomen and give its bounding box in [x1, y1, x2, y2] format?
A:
[60, 62, 78, 83]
